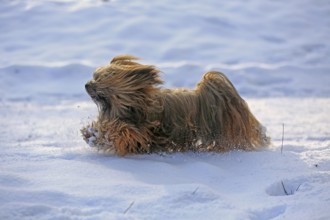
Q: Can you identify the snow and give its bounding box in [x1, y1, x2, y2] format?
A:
[1, 0, 330, 219]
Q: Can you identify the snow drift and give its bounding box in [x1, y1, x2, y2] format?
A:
[0, 0, 329, 219]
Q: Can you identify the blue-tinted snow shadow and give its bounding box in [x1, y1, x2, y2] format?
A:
[161, 65, 330, 98]
[0, 64, 329, 106]
[78, 149, 308, 188]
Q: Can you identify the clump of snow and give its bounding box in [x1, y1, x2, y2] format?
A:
[86, 129, 97, 147]
[83, 126, 99, 147]
[1, 0, 330, 219]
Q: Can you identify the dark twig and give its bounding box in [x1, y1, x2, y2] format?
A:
[192, 186, 199, 195]
[281, 181, 301, 196]
[281, 181, 289, 195]
[123, 201, 135, 214]
[295, 183, 302, 192]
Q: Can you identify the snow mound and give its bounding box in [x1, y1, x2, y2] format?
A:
[1, 0, 330, 219]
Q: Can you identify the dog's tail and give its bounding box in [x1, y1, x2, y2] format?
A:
[196, 71, 270, 151]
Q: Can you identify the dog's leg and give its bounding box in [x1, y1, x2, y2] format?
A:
[197, 71, 270, 150]
[110, 121, 152, 156]
[81, 122, 100, 147]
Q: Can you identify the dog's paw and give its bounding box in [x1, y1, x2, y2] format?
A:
[260, 125, 271, 146]
[81, 126, 99, 147]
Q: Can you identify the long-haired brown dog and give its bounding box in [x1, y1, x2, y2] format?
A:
[81, 55, 270, 156]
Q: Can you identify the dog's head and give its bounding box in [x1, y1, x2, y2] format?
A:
[85, 55, 163, 121]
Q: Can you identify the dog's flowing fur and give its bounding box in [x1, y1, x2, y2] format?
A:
[81, 55, 270, 155]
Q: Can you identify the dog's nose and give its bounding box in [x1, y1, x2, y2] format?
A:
[85, 82, 95, 93]
[85, 81, 94, 89]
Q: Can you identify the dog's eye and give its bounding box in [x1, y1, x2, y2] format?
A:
[93, 67, 107, 80]
[93, 72, 100, 80]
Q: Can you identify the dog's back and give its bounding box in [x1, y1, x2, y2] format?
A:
[153, 71, 270, 152]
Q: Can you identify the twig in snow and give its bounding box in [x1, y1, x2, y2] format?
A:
[123, 201, 135, 214]
[281, 181, 301, 196]
[281, 181, 289, 195]
[192, 186, 199, 195]
[295, 183, 302, 192]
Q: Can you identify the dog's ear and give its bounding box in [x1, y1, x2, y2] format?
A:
[110, 55, 163, 86]
[110, 55, 140, 65]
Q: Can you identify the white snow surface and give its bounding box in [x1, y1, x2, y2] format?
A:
[1, 0, 330, 219]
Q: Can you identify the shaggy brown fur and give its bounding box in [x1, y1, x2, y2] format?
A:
[81, 55, 270, 156]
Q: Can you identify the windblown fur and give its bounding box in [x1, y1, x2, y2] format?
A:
[81, 55, 270, 155]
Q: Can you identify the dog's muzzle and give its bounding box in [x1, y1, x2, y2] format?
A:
[85, 81, 97, 97]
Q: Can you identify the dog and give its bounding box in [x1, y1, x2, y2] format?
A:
[81, 55, 270, 155]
